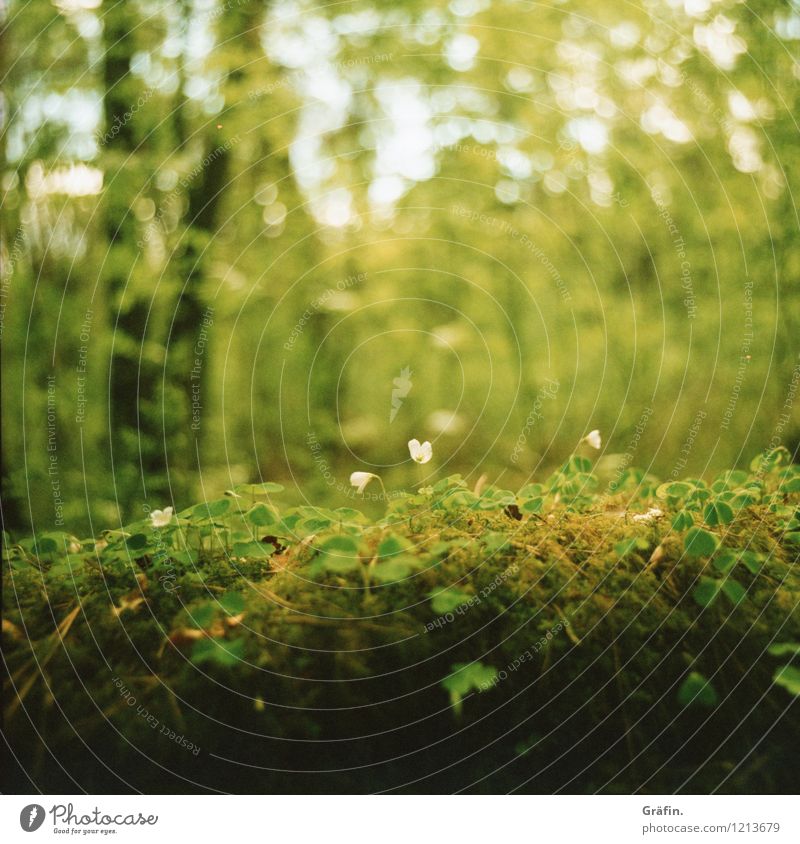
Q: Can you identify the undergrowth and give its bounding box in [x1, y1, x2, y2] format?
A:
[3, 448, 800, 793]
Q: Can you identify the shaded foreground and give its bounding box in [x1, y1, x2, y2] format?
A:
[3, 457, 800, 793]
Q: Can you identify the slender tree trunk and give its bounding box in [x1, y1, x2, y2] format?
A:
[103, 2, 164, 503]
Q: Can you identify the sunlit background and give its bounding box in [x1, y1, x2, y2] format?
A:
[2, 0, 799, 535]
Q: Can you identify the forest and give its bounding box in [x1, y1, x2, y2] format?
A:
[2, 0, 799, 795]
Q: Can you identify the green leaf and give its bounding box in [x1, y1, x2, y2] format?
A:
[712, 551, 737, 574]
[231, 540, 275, 559]
[750, 446, 790, 473]
[192, 498, 230, 519]
[692, 578, 720, 607]
[332, 507, 368, 524]
[48, 562, 73, 579]
[684, 527, 720, 557]
[614, 538, 640, 558]
[318, 555, 361, 574]
[773, 665, 800, 697]
[191, 637, 245, 667]
[721, 578, 747, 605]
[518, 483, 545, 498]
[714, 470, 749, 487]
[677, 672, 718, 707]
[429, 587, 471, 615]
[314, 535, 361, 574]
[779, 476, 800, 494]
[442, 661, 497, 716]
[739, 551, 762, 575]
[564, 455, 592, 474]
[123, 534, 152, 559]
[729, 490, 759, 509]
[482, 532, 510, 553]
[317, 535, 359, 555]
[711, 548, 762, 577]
[476, 490, 516, 510]
[297, 516, 335, 534]
[672, 510, 694, 531]
[125, 533, 149, 551]
[520, 497, 544, 514]
[688, 487, 711, 505]
[767, 643, 800, 658]
[656, 481, 693, 501]
[245, 503, 279, 527]
[36, 536, 60, 555]
[371, 557, 414, 583]
[438, 489, 479, 509]
[219, 592, 245, 614]
[235, 482, 284, 496]
[704, 500, 734, 527]
[170, 548, 200, 567]
[432, 475, 466, 493]
[188, 604, 216, 629]
[377, 533, 412, 559]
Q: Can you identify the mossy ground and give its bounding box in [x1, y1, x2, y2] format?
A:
[3, 466, 800, 793]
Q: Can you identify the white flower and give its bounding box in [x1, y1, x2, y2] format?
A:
[408, 438, 433, 464]
[583, 429, 602, 450]
[149, 507, 174, 528]
[632, 507, 663, 524]
[350, 471, 379, 494]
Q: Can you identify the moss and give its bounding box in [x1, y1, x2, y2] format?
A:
[4, 471, 800, 793]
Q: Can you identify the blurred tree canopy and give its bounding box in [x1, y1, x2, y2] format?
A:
[1, 0, 799, 534]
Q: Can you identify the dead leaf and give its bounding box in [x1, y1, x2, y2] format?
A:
[225, 612, 246, 628]
[2, 619, 22, 640]
[111, 594, 145, 617]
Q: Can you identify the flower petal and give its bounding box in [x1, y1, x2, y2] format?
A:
[350, 471, 377, 494]
[419, 441, 433, 464]
[149, 507, 173, 528]
[585, 429, 602, 450]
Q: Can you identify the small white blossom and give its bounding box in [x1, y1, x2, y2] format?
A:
[408, 438, 433, 464]
[632, 507, 663, 524]
[583, 429, 602, 450]
[350, 471, 379, 494]
[149, 507, 174, 528]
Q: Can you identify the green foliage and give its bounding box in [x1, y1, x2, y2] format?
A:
[429, 587, 472, 615]
[231, 541, 274, 559]
[614, 537, 648, 558]
[692, 576, 747, 608]
[371, 556, 418, 584]
[768, 643, 800, 658]
[769, 643, 800, 698]
[245, 503, 280, 527]
[442, 662, 498, 717]
[713, 550, 761, 576]
[191, 637, 245, 668]
[677, 672, 718, 708]
[313, 535, 361, 575]
[672, 510, 694, 531]
[377, 533, 412, 559]
[773, 666, 800, 697]
[704, 500, 735, 527]
[5, 0, 800, 539]
[4, 461, 800, 793]
[684, 527, 720, 558]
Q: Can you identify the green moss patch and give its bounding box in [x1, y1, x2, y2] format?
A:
[4, 454, 800, 793]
